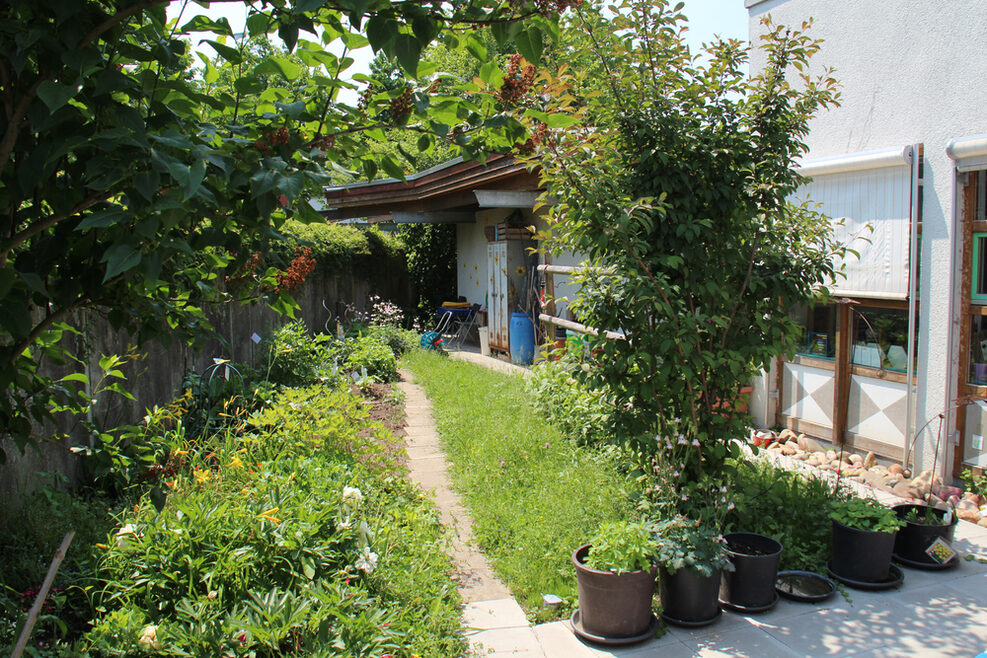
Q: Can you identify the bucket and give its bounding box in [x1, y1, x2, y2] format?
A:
[478, 326, 490, 356]
[509, 313, 535, 365]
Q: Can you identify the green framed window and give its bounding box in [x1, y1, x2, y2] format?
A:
[973, 232, 987, 304]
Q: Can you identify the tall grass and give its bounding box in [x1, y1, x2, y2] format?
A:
[403, 351, 638, 620]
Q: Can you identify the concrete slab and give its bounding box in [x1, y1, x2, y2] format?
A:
[467, 627, 546, 656]
[464, 599, 531, 630]
[683, 625, 801, 657]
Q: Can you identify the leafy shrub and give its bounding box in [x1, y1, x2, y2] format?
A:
[584, 521, 657, 574]
[85, 386, 465, 657]
[963, 468, 986, 500]
[260, 321, 349, 388]
[830, 496, 904, 534]
[345, 335, 398, 382]
[275, 221, 404, 275]
[724, 459, 847, 572]
[650, 515, 732, 577]
[363, 324, 420, 357]
[526, 356, 634, 446]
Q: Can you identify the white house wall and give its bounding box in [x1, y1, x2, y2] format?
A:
[748, 0, 987, 474]
[456, 209, 508, 306]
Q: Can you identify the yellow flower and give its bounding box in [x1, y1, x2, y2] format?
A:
[194, 469, 211, 485]
[229, 455, 243, 469]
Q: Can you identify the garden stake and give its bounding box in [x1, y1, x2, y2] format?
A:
[11, 531, 75, 658]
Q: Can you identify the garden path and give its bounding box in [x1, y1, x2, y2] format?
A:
[398, 369, 542, 656]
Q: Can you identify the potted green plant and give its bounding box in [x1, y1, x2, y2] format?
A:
[829, 497, 904, 585]
[651, 516, 732, 627]
[892, 504, 958, 569]
[571, 520, 659, 643]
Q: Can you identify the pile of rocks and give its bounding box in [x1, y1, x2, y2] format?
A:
[751, 428, 987, 528]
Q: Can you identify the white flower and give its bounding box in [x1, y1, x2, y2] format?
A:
[720, 485, 728, 494]
[677, 436, 689, 445]
[355, 546, 378, 574]
[115, 523, 138, 546]
[338, 517, 353, 530]
[692, 438, 701, 447]
[672, 470, 680, 478]
[138, 625, 160, 651]
[343, 486, 363, 505]
[727, 502, 735, 511]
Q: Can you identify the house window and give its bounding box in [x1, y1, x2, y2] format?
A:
[794, 304, 837, 359]
[969, 315, 987, 385]
[973, 232, 987, 303]
[851, 307, 916, 372]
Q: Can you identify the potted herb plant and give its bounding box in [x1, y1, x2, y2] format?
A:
[571, 520, 658, 642]
[892, 504, 958, 568]
[829, 497, 904, 584]
[651, 516, 732, 627]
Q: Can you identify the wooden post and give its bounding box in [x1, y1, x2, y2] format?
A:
[833, 302, 852, 447]
[542, 252, 555, 347]
[11, 531, 75, 658]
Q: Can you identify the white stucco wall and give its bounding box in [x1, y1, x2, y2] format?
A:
[747, 0, 987, 474]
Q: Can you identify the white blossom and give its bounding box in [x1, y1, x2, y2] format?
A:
[355, 546, 378, 574]
[138, 625, 160, 650]
[342, 486, 363, 507]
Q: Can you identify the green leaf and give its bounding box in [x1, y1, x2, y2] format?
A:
[203, 39, 243, 64]
[366, 15, 396, 52]
[380, 155, 405, 180]
[465, 35, 487, 61]
[102, 244, 142, 282]
[394, 34, 421, 78]
[37, 80, 80, 112]
[515, 27, 543, 64]
[77, 207, 128, 231]
[181, 15, 233, 36]
[269, 56, 301, 81]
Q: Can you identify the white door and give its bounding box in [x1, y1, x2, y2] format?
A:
[487, 242, 509, 350]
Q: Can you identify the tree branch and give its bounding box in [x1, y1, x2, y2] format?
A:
[0, 194, 110, 266]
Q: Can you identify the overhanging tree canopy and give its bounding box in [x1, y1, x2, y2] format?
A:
[0, 0, 573, 460]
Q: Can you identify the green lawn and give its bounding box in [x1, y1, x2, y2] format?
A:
[403, 351, 637, 620]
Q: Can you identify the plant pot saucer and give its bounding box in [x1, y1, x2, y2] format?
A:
[570, 610, 658, 646]
[826, 560, 904, 591]
[660, 607, 722, 628]
[893, 552, 959, 571]
[719, 592, 780, 614]
[775, 570, 837, 603]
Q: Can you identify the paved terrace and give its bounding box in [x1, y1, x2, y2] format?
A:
[409, 351, 987, 658]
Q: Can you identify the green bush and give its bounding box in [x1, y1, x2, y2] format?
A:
[345, 335, 398, 382]
[275, 221, 404, 274]
[84, 386, 466, 657]
[260, 321, 350, 388]
[363, 324, 420, 357]
[724, 459, 848, 572]
[526, 355, 636, 446]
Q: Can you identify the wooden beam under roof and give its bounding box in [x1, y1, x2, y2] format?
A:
[391, 211, 476, 224]
[473, 190, 540, 208]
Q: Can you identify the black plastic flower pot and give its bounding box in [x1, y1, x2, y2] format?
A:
[659, 565, 721, 625]
[719, 532, 783, 611]
[572, 545, 657, 639]
[830, 519, 897, 583]
[892, 504, 958, 567]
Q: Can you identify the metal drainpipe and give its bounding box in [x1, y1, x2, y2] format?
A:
[903, 144, 920, 469]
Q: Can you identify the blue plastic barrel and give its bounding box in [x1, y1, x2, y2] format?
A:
[509, 313, 535, 365]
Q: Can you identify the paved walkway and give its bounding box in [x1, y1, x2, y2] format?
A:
[398, 369, 542, 656]
[402, 363, 987, 657]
